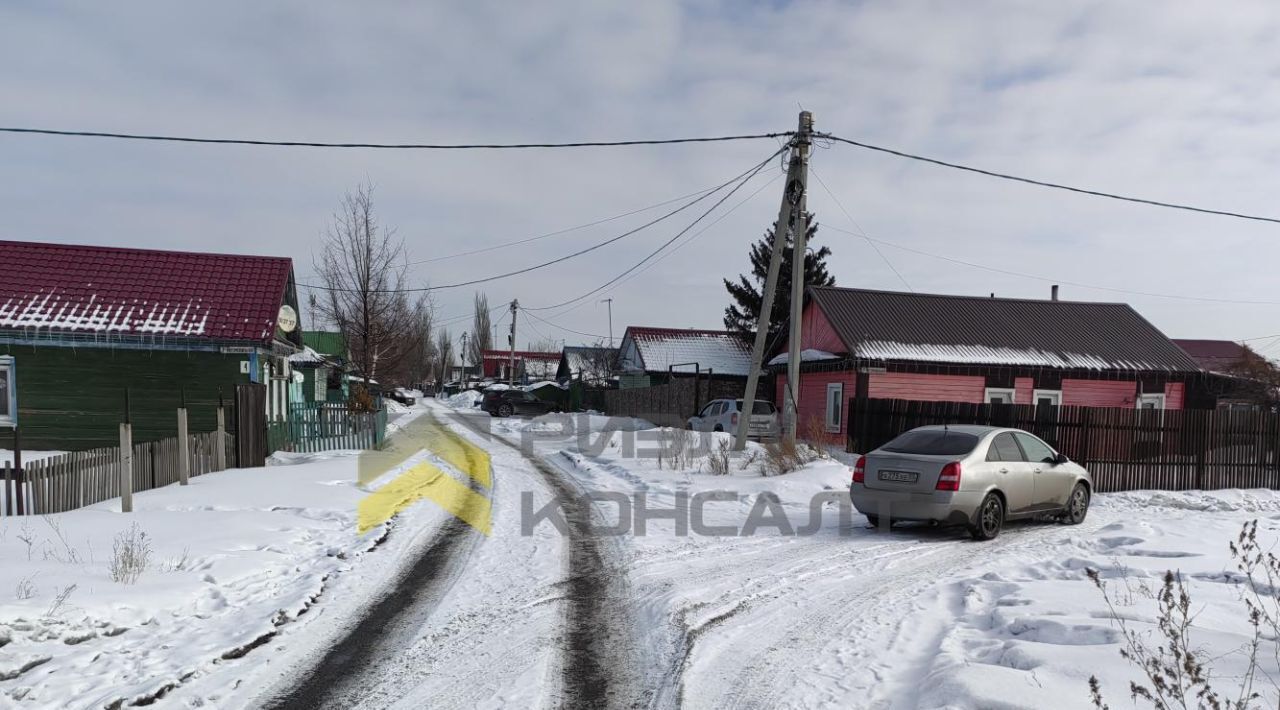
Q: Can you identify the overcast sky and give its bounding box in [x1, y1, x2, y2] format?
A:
[4, 2, 1279, 352]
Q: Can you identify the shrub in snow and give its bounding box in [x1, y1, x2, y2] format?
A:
[109, 523, 152, 585]
[759, 438, 818, 476]
[43, 584, 77, 619]
[704, 438, 733, 476]
[656, 427, 696, 471]
[14, 575, 36, 601]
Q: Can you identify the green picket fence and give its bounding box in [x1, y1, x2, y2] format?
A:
[267, 403, 387, 455]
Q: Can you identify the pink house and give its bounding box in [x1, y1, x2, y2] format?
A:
[771, 286, 1207, 441]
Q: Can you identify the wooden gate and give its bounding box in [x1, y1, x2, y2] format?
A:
[235, 383, 268, 468]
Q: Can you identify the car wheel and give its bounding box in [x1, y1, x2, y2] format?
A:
[969, 493, 1004, 541]
[713, 424, 723, 432]
[866, 515, 893, 529]
[497, 403, 514, 417]
[1063, 483, 1090, 525]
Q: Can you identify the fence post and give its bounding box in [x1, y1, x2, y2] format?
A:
[215, 405, 227, 472]
[12, 426, 23, 516]
[119, 422, 133, 513]
[177, 407, 190, 485]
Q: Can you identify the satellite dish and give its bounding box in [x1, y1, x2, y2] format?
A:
[277, 305, 298, 333]
[292, 371, 305, 384]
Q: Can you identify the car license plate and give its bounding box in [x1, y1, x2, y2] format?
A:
[878, 470, 918, 483]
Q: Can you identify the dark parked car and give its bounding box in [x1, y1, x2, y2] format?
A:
[481, 389, 560, 417]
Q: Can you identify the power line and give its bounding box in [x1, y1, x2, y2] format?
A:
[522, 309, 609, 341]
[525, 145, 783, 313]
[298, 147, 784, 295]
[823, 133, 1280, 225]
[0, 125, 790, 150]
[403, 183, 722, 267]
[539, 169, 783, 322]
[810, 167, 913, 292]
[823, 223, 1280, 306]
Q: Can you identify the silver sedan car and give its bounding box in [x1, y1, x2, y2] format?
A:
[849, 425, 1093, 540]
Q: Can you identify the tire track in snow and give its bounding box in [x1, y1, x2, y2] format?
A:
[260, 412, 491, 710]
[700, 515, 1109, 710]
[456, 413, 647, 709]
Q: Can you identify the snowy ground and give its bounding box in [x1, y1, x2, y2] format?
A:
[3, 396, 1278, 709]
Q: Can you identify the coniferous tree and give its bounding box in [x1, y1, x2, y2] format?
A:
[723, 213, 834, 346]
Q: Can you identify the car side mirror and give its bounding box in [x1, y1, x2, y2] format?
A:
[1052, 452, 1069, 465]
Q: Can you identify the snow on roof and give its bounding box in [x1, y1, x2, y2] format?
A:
[767, 349, 840, 366]
[523, 380, 565, 391]
[287, 345, 327, 364]
[624, 327, 753, 376]
[0, 240, 293, 342]
[808, 286, 1201, 372]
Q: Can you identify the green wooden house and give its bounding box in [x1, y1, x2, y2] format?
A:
[0, 240, 304, 449]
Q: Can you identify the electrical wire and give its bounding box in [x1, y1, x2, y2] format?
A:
[522, 309, 610, 341]
[524, 145, 784, 313]
[810, 167, 913, 292]
[823, 132, 1280, 225]
[403, 183, 724, 267]
[298, 146, 786, 294]
[535, 169, 783, 323]
[0, 126, 790, 150]
[822, 223, 1280, 306]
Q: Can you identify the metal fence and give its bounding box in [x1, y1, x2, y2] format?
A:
[849, 397, 1280, 493]
[266, 402, 387, 455]
[1, 430, 234, 516]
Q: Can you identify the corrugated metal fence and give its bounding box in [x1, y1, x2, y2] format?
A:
[0, 430, 234, 515]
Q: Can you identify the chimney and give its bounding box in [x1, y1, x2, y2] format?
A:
[1051, 285, 1059, 301]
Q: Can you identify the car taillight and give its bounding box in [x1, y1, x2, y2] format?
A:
[936, 462, 962, 491]
[731, 412, 739, 426]
[852, 455, 866, 484]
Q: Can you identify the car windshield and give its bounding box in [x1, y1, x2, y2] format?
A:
[880, 429, 980, 456]
[735, 400, 776, 414]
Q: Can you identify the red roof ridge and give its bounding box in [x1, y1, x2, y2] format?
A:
[0, 238, 292, 263]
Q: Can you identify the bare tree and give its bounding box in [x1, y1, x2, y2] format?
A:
[397, 294, 436, 387]
[434, 328, 455, 385]
[528, 337, 560, 353]
[469, 292, 494, 367]
[576, 339, 619, 384]
[312, 184, 415, 392]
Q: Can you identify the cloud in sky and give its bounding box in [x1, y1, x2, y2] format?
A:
[3, 1, 1280, 348]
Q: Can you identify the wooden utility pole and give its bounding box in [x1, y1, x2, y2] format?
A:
[508, 299, 519, 387]
[784, 113, 814, 441]
[734, 111, 813, 450]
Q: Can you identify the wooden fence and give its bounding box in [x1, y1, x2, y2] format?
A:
[604, 376, 764, 428]
[0, 430, 234, 516]
[849, 398, 1280, 493]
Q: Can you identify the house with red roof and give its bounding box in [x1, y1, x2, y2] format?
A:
[0, 240, 303, 449]
[480, 349, 561, 382]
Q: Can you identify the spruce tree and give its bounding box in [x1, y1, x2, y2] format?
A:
[723, 214, 834, 346]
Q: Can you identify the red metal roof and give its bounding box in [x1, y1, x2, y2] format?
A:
[481, 349, 560, 361]
[0, 240, 293, 343]
[1172, 339, 1248, 373]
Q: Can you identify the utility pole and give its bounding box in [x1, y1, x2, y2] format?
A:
[785, 115, 814, 441]
[600, 298, 614, 347]
[460, 331, 470, 379]
[508, 299, 519, 386]
[734, 110, 813, 450]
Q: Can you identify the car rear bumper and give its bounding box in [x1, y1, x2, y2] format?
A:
[849, 486, 984, 526]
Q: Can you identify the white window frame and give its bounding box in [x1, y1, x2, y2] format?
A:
[825, 382, 844, 433]
[1137, 393, 1166, 410]
[984, 387, 1016, 405]
[0, 356, 15, 428]
[1032, 389, 1062, 407]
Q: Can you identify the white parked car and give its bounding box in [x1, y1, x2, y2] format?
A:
[687, 399, 780, 439]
